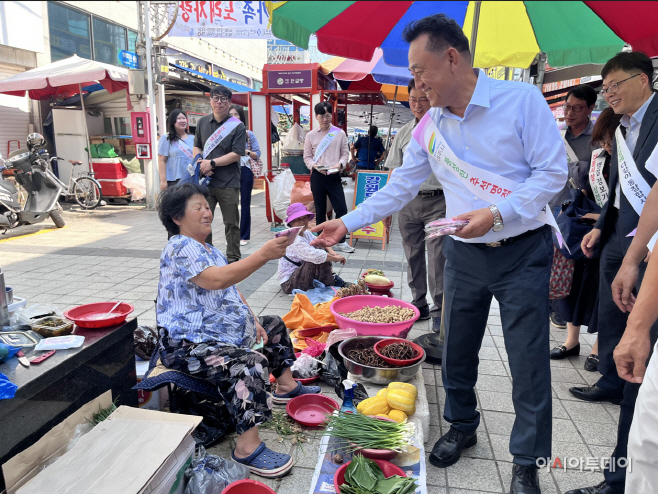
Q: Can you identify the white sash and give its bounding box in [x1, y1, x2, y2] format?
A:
[173, 138, 193, 160]
[202, 116, 241, 159]
[615, 126, 652, 216]
[561, 128, 579, 164]
[412, 113, 564, 247]
[588, 149, 609, 208]
[313, 126, 341, 162]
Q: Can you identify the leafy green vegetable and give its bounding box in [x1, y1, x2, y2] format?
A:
[345, 455, 379, 491]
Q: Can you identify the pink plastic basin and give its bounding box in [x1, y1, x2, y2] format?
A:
[223, 479, 276, 494]
[334, 459, 406, 491]
[286, 394, 338, 427]
[330, 295, 420, 338]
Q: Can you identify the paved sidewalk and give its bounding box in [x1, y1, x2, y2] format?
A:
[1, 190, 615, 493]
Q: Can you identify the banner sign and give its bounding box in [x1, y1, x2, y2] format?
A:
[170, 1, 274, 39]
[351, 170, 391, 248]
[267, 69, 312, 89]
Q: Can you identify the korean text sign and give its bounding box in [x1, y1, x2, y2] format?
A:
[170, 1, 274, 39]
[353, 171, 390, 238]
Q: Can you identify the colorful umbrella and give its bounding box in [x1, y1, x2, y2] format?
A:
[268, 1, 627, 69]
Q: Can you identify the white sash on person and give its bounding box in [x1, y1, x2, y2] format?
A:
[412, 113, 565, 247]
[202, 116, 241, 159]
[615, 126, 652, 217]
[588, 148, 609, 208]
[173, 138, 194, 160]
[561, 128, 579, 164]
[313, 126, 341, 162]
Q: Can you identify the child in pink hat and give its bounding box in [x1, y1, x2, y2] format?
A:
[278, 203, 347, 293]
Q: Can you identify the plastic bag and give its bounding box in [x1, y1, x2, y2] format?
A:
[0, 372, 17, 400]
[11, 303, 60, 327]
[290, 181, 314, 205]
[34, 335, 85, 351]
[134, 325, 158, 361]
[0, 343, 20, 363]
[325, 328, 357, 349]
[271, 169, 296, 221]
[425, 218, 469, 238]
[120, 157, 142, 174]
[282, 123, 306, 150]
[291, 280, 337, 305]
[173, 389, 235, 447]
[184, 446, 250, 494]
[319, 343, 348, 388]
[67, 422, 94, 451]
[302, 338, 326, 357]
[291, 352, 319, 379]
[122, 173, 146, 201]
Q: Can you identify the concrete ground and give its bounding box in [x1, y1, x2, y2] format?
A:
[1, 190, 616, 493]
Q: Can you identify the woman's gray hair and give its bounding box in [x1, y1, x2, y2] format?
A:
[157, 183, 207, 235]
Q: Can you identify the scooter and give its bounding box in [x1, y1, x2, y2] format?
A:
[0, 133, 65, 232]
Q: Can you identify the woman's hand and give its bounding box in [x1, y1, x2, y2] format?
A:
[258, 236, 291, 261]
[327, 250, 346, 264]
[160, 179, 168, 191]
[256, 322, 268, 345]
[582, 213, 600, 221]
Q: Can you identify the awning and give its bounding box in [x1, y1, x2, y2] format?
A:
[171, 64, 253, 93]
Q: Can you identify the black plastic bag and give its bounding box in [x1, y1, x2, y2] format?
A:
[319, 343, 347, 388]
[184, 446, 249, 494]
[172, 389, 235, 447]
[133, 325, 158, 360]
[334, 381, 369, 407]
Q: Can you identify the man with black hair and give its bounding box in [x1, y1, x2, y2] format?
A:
[193, 85, 246, 262]
[353, 125, 386, 170]
[566, 51, 658, 494]
[310, 14, 567, 494]
[385, 78, 445, 328]
[303, 101, 354, 253]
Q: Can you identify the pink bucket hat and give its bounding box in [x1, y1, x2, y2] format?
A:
[285, 203, 315, 225]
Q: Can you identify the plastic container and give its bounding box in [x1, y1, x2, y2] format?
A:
[330, 295, 420, 338]
[334, 458, 406, 492]
[64, 302, 134, 329]
[286, 394, 338, 427]
[30, 315, 74, 338]
[374, 338, 424, 366]
[222, 479, 277, 494]
[365, 281, 395, 298]
[340, 379, 358, 414]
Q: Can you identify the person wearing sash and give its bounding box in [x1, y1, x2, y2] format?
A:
[194, 85, 246, 263]
[549, 85, 598, 331]
[304, 101, 355, 254]
[385, 78, 446, 329]
[229, 104, 261, 247]
[310, 14, 567, 493]
[158, 109, 195, 191]
[567, 52, 658, 494]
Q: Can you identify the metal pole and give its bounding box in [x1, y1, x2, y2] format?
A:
[78, 84, 93, 172]
[367, 103, 373, 167]
[385, 86, 398, 151]
[144, 0, 159, 209]
[469, 1, 482, 56]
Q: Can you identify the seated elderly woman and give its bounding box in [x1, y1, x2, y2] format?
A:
[156, 184, 321, 478]
[278, 203, 346, 294]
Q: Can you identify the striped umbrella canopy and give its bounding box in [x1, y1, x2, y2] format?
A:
[268, 1, 632, 69]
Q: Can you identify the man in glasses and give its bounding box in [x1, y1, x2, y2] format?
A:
[567, 51, 658, 494]
[385, 78, 445, 330]
[193, 85, 246, 262]
[548, 85, 597, 338]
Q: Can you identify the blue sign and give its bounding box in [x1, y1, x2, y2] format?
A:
[120, 50, 138, 69]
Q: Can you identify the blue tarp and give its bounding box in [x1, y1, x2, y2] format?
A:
[171, 64, 253, 92]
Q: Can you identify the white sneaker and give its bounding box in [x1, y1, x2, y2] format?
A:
[334, 242, 355, 253]
[240, 239, 249, 246]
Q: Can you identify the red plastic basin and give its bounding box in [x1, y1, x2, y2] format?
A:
[374, 338, 425, 366]
[334, 458, 406, 491]
[286, 394, 338, 427]
[223, 479, 276, 494]
[64, 302, 134, 329]
[330, 295, 419, 338]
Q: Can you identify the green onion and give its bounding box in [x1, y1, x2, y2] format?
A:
[322, 411, 416, 453]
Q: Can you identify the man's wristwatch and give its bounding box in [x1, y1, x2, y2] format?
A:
[210, 159, 216, 170]
[488, 205, 504, 232]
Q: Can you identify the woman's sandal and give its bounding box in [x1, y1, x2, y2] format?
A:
[232, 442, 293, 478]
[272, 380, 321, 405]
[584, 354, 599, 372]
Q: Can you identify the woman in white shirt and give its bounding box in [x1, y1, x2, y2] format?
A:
[277, 203, 346, 294]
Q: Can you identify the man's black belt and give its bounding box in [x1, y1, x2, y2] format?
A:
[482, 225, 550, 247]
[418, 189, 443, 197]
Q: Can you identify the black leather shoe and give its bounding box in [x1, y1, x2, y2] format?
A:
[569, 385, 623, 405]
[550, 311, 567, 329]
[417, 305, 431, 320]
[510, 464, 540, 494]
[429, 427, 476, 468]
[564, 481, 613, 494]
[584, 354, 599, 372]
[550, 343, 580, 359]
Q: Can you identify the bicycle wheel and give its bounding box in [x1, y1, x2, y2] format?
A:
[73, 177, 102, 209]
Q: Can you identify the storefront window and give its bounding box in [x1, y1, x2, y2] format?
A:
[93, 18, 126, 66]
[127, 30, 138, 54]
[48, 2, 92, 62]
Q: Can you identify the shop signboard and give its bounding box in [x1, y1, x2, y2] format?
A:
[351, 170, 391, 248]
[212, 65, 251, 87]
[267, 69, 312, 90]
[168, 51, 213, 76]
[169, 1, 274, 39]
[120, 50, 139, 69]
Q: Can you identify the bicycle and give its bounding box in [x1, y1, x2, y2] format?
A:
[47, 157, 103, 209]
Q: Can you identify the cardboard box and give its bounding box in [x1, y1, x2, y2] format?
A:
[104, 138, 125, 155]
[253, 178, 265, 190]
[125, 144, 137, 155]
[90, 137, 104, 145]
[3, 393, 201, 494]
[136, 360, 162, 411]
